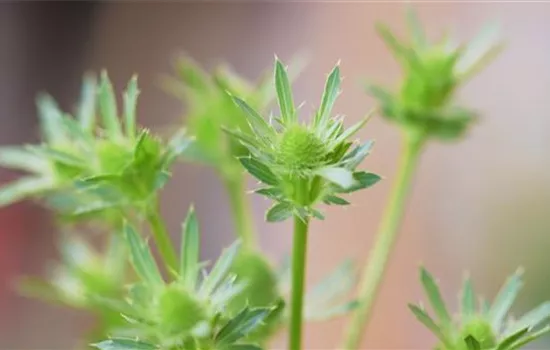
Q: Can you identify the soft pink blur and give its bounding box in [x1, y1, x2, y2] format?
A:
[2, 3, 550, 349]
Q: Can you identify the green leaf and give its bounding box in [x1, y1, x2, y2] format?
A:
[506, 301, 550, 335]
[317, 166, 355, 189]
[507, 325, 550, 350]
[231, 97, 272, 137]
[274, 58, 295, 124]
[324, 195, 350, 205]
[200, 241, 240, 296]
[330, 115, 370, 149]
[175, 56, 211, 92]
[338, 171, 380, 193]
[123, 75, 140, 138]
[0, 147, 48, 173]
[0, 177, 53, 206]
[420, 267, 452, 325]
[461, 277, 476, 318]
[26, 146, 85, 168]
[316, 63, 341, 129]
[99, 71, 122, 139]
[180, 206, 200, 289]
[91, 338, 157, 350]
[311, 208, 325, 220]
[123, 223, 163, 285]
[215, 306, 272, 345]
[341, 140, 374, 170]
[221, 345, 262, 350]
[489, 269, 523, 331]
[254, 187, 283, 200]
[78, 74, 97, 132]
[496, 327, 530, 350]
[408, 304, 453, 348]
[406, 7, 426, 48]
[464, 335, 481, 350]
[265, 202, 293, 222]
[239, 157, 278, 186]
[36, 94, 67, 144]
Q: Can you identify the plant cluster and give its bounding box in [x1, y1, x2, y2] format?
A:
[1, 8, 549, 350]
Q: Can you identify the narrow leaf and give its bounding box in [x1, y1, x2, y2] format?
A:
[338, 171, 381, 193]
[0, 147, 48, 173]
[78, 74, 97, 132]
[123, 223, 163, 285]
[408, 304, 453, 348]
[316, 63, 341, 128]
[462, 276, 476, 318]
[496, 327, 530, 350]
[232, 97, 272, 137]
[26, 146, 85, 168]
[99, 71, 122, 139]
[0, 177, 52, 207]
[324, 195, 350, 205]
[239, 157, 278, 186]
[464, 336, 481, 350]
[36, 94, 67, 144]
[506, 301, 550, 335]
[330, 114, 371, 148]
[489, 269, 523, 331]
[317, 167, 355, 189]
[507, 325, 550, 350]
[274, 58, 295, 124]
[420, 267, 452, 325]
[200, 241, 240, 296]
[123, 75, 140, 138]
[266, 202, 293, 222]
[91, 338, 157, 350]
[216, 306, 272, 345]
[180, 206, 200, 289]
[406, 7, 426, 48]
[254, 187, 283, 200]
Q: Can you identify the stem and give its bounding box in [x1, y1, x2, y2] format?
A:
[289, 215, 310, 350]
[224, 175, 256, 250]
[146, 201, 178, 273]
[343, 131, 425, 349]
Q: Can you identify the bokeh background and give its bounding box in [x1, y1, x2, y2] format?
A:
[2, 2, 550, 349]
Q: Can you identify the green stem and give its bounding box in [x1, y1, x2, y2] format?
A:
[289, 215, 310, 350]
[146, 201, 178, 273]
[224, 175, 256, 250]
[343, 131, 425, 349]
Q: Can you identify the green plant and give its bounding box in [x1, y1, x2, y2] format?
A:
[1, 7, 549, 350]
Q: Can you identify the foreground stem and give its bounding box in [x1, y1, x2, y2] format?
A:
[146, 201, 178, 273]
[224, 175, 256, 250]
[343, 131, 424, 349]
[289, 215, 310, 350]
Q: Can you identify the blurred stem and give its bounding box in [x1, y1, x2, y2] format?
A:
[289, 215, 309, 350]
[343, 130, 425, 349]
[224, 174, 256, 250]
[146, 200, 178, 274]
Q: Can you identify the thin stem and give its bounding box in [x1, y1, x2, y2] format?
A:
[224, 175, 256, 250]
[146, 200, 178, 273]
[289, 215, 310, 350]
[343, 131, 425, 349]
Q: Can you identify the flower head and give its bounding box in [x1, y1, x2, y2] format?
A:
[368, 9, 503, 141]
[410, 267, 550, 350]
[226, 58, 380, 222]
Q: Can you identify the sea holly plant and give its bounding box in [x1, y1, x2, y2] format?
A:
[409, 268, 550, 350]
[226, 58, 380, 350]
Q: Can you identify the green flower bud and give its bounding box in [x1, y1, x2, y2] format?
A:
[156, 284, 208, 335]
[459, 317, 496, 349]
[95, 140, 133, 174]
[276, 125, 327, 174]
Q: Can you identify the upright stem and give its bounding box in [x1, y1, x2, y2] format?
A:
[289, 215, 310, 350]
[224, 175, 256, 250]
[343, 131, 425, 349]
[146, 200, 178, 273]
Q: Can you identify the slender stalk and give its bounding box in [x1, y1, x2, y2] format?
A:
[289, 215, 310, 350]
[146, 201, 178, 273]
[224, 175, 256, 250]
[343, 131, 425, 349]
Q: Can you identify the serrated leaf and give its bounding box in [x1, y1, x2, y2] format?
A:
[274, 59, 295, 124]
[462, 277, 476, 318]
[0, 147, 48, 173]
[239, 157, 278, 186]
[496, 327, 530, 350]
[489, 269, 523, 331]
[506, 301, 550, 335]
[317, 166, 355, 189]
[324, 195, 350, 205]
[464, 335, 481, 350]
[181, 206, 200, 289]
[123, 75, 139, 138]
[316, 63, 341, 129]
[99, 71, 122, 139]
[408, 304, 453, 348]
[123, 223, 163, 285]
[91, 338, 157, 350]
[215, 306, 272, 345]
[200, 241, 240, 296]
[420, 267, 452, 325]
[0, 176, 53, 206]
[265, 202, 293, 222]
[78, 74, 97, 132]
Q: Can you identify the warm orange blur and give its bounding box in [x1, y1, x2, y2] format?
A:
[2, 2, 550, 349]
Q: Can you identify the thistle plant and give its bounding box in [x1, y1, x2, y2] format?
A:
[2, 6, 550, 350]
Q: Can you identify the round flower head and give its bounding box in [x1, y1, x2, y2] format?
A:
[225, 58, 380, 222]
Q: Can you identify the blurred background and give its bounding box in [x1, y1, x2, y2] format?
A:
[2, 2, 550, 349]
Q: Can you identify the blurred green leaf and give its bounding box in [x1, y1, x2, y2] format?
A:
[265, 202, 293, 222]
[420, 267, 452, 325]
[123, 75, 139, 138]
[489, 269, 523, 331]
[123, 223, 163, 285]
[239, 157, 278, 186]
[180, 206, 200, 289]
[92, 338, 157, 350]
[99, 71, 122, 139]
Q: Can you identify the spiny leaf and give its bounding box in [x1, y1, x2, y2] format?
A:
[99, 71, 122, 139]
[254, 187, 283, 200]
[180, 206, 200, 289]
[265, 202, 293, 222]
[338, 171, 381, 193]
[316, 63, 341, 129]
[464, 336, 481, 350]
[317, 166, 355, 189]
[232, 96, 272, 137]
[408, 304, 453, 348]
[420, 267, 452, 325]
[507, 325, 550, 350]
[123, 75, 140, 138]
[26, 146, 85, 168]
[239, 157, 278, 186]
[489, 269, 523, 331]
[123, 223, 163, 285]
[200, 241, 240, 296]
[274, 58, 295, 124]
[215, 306, 272, 345]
